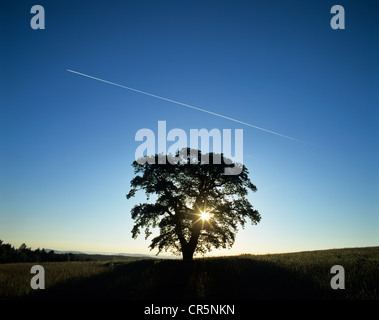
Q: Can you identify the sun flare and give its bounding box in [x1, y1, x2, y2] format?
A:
[200, 211, 212, 221]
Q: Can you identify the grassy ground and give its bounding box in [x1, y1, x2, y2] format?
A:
[1, 247, 378, 300]
[0, 261, 110, 298]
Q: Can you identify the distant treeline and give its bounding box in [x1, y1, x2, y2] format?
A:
[0, 240, 152, 263]
[0, 240, 86, 263]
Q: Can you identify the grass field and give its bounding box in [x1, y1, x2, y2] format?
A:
[1, 247, 378, 300]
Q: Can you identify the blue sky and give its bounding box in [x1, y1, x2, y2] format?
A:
[1, 0, 378, 255]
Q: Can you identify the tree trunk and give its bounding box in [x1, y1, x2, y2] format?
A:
[175, 220, 194, 261]
[182, 217, 201, 261]
[176, 208, 201, 261]
[182, 246, 195, 261]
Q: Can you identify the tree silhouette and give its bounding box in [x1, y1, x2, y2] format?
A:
[126, 148, 261, 261]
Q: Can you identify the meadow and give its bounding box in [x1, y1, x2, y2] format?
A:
[1, 247, 378, 300]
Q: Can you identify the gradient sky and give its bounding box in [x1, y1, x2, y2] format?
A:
[1, 0, 378, 256]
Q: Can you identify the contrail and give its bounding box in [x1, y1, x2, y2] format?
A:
[67, 69, 298, 141]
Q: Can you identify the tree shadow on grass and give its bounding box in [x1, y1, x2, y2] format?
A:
[24, 258, 330, 300]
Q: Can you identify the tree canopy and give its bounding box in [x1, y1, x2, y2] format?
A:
[126, 148, 261, 260]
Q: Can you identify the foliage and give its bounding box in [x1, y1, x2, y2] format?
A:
[126, 148, 261, 260]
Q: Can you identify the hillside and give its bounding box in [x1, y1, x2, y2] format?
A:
[1, 246, 378, 300]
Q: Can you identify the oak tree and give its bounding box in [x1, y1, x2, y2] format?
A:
[126, 149, 261, 261]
